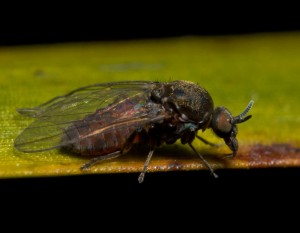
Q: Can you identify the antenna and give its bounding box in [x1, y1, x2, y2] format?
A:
[233, 100, 254, 124]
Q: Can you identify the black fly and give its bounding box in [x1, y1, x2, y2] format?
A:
[14, 80, 254, 183]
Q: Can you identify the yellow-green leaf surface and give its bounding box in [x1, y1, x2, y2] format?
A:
[1, 33, 300, 178]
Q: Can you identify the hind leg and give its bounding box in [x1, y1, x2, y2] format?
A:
[138, 149, 155, 183]
[80, 151, 121, 170]
[80, 129, 141, 171]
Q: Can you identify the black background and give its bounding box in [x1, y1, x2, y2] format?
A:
[1, 7, 300, 216]
[1, 8, 300, 45]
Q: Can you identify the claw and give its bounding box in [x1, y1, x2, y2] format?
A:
[224, 152, 237, 158]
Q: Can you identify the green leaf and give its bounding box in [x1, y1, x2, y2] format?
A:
[1, 33, 300, 178]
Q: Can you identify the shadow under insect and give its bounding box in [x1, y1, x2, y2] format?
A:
[60, 140, 226, 170]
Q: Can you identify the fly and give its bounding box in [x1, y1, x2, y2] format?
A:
[14, 80, 254, 183]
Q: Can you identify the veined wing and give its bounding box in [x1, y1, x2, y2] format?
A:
[14, 81, 164, 152]
[17, 81, 157, 118]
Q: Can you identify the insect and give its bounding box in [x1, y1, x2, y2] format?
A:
[14, 80, 254, 183]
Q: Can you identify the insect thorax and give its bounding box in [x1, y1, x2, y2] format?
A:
[151, 80, 214, 125]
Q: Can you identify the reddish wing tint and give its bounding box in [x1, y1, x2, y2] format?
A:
[15, 81, 164, 152]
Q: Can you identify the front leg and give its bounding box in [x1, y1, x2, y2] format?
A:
[196, 135, 221, 147]
[189, 143, 218, 178]
[224, 136, 238, 158]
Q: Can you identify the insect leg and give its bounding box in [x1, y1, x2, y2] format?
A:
[121, 128, 154, 183]
[138, 149, 155, 184]
[188, 143, 218, 178]
[196, 135, 221, 147]
[80, 151, 121, 171]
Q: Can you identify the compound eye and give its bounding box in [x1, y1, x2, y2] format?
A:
[212, 107, 233, 137]
[216, 110, 232, 133]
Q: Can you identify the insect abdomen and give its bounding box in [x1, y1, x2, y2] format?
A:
[62, 119, 137, 156]
[61, 98, 145, 156]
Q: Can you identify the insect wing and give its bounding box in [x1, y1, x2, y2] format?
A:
[14, 81, 162, 152]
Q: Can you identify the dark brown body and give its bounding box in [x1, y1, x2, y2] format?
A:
[62, 98, 144, 156]
[15, 80, 253, 182]
[62, 80, 214, 157]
